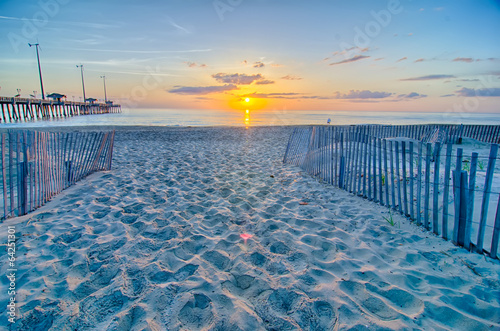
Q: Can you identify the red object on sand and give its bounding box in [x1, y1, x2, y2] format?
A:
[240, 233, 253, 244]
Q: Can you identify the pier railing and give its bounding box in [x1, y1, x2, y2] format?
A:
[0, 130, 115, 220]
[283, 124, 500, 259]
[0, 97, 121, 123]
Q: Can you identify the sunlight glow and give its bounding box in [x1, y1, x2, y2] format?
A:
[245, 98, 250, 103]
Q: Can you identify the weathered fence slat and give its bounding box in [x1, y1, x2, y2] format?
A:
[491, 194, 500, 258]
[390, 140, 396, 210]
[395, 141, 402, 213]
[476, 144, 499, 253]
[424, 143, 432, 231]
[409, 142, 414, 220]
[433, 142, 441, 235]
[442, 143, 453, 240]
[383, 139, 389, 207]
[465, 153, 478, 249]
[402, 141, 408, 215]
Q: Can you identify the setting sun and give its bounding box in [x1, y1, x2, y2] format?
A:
[245, 98, 250, 103]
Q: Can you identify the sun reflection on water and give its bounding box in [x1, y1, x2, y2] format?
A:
[244, 109, 250, 128]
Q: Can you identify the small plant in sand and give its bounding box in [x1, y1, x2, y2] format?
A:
[383, 211, 399, 228]
[478, 160, 485, 171]
[381, 174, 385, 186]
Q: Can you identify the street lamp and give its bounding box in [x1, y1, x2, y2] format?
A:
[76, 64, 86, 102]
[100, 75, 107, 103]
[28, 43, 45, 100]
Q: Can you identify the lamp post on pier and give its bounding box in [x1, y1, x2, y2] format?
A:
[100, 75, 107, 103]
[76, 64, 86, 103]
[29, 43, 45, 100]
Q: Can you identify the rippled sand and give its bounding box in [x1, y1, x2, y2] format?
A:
[1, 126, 499, 330]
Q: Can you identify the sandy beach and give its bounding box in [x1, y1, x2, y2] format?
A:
[1, 126, 499, 330]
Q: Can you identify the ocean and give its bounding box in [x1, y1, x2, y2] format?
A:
[1, 108, 499, 128]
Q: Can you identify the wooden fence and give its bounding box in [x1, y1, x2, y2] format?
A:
[283, 124, 500, 259]
[0, 130, 115, 220]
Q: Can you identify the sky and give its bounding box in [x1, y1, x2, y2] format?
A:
[0, 0, 499, 113]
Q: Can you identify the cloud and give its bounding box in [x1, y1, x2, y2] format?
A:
[400, 74, 456, 81]
[253, 61, 265, 68]
[456, 78, 479, 82]
[396, 57, 408, 63]
[255, 80, 275, 85]
[242, 92, 334, 100]
[414, 58, 425, 63]
[397, 92, 427, 99]
[167, 17, 191, 34]
[241, 60, 248, 65]
[281, 75, 302, 80]
[212, 73, 264, 85]
[243, 92, 303, 99]
[453, 57, 474, 63]
[270, 63, 284, 67]
[185, 62, 207, 68]
[333, 90, 392, 99]
[332, 47, 370, 57]
[440, 94, 455, 97]
[374, 58, 384, 61]
[456, 87, 500, 97]
[330, 55, 370, 66]
[168, 84, 238, 95]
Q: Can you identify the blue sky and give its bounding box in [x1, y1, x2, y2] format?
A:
[0, 0, 499, 113]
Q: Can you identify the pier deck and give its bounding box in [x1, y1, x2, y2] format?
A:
[0, 97, 121, 123]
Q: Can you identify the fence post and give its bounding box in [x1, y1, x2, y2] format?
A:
[424, 143, 432, 230]
[339, 132, 344, 189]
[17, 161, 27, 216]
[395, 141, 402, 212]
[416, 142, 423, 226]
[453, 171, 470, 248]
[465, 153, 478, 249]
[390, 140, 396, 210]
[452, 149, 463, 242]
[442, 144, 453, 240]
[378, 138, 383, 206]
[433, 142, 441, 235]
[383, 139, 390, 207]
[490, 194, 500, 258]
[477, 144, 499, 253]
[409, 142, 414, 220]
[402, 141, 408, 215]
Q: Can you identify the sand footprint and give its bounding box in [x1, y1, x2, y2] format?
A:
[339, 279, 400, 321]
[202, 250, 231, 271]
[178, 293, 214, 329]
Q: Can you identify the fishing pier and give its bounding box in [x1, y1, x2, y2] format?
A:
[0, 96, 121, 123]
